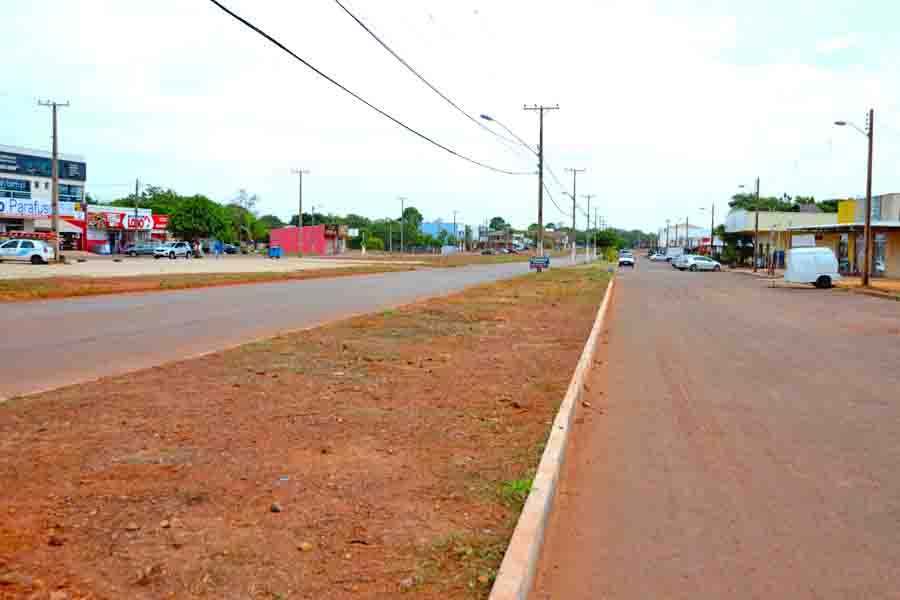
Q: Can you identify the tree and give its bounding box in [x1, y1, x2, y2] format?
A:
[110, 185, 182, 216]
[489, 216, 507, 230]
[437, 229, 449, 245]
[594, 229, 623, 249]
[168, 195, 230, 241]
[366, 236, 385, 251]
[401, 206, 423, 247]
[257, 214, 285, 230]
[465, 225, 473, 248]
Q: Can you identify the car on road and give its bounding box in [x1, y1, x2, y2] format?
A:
[224, 243, 239, 255]
[674, 255, 721, 271]
[154, 241, 193, 260]
[650, 252, 667, 261]
[0, 239, 54, 264]
[124, 242, 160, 257]
[619, 253, 635, 268]
[481, 249, 496, 255]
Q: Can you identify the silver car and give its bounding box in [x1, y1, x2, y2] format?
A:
[677, 255, 721, 272]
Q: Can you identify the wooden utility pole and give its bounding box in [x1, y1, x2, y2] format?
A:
[582, 194, 595, 262]
[291, 168, 309, 255]
[863, 109, 875, 287]
[38, 100, 69, 261]
[524, 104, 559, 257]
[753, 177, 760, 272]
[566, 168, 585, 263]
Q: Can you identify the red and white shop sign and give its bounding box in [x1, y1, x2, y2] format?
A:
[152, 215, 169, 229]
[126, 214, 154, 230]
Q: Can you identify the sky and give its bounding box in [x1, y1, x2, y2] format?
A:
[4, 0, 900, 233]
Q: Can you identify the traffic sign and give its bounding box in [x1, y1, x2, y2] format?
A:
[529, 256, 550, 271]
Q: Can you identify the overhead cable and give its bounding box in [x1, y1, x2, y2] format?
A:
[206, 0, 532, 176]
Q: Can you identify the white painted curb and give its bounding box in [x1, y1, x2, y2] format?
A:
[489, 276, 616, 600]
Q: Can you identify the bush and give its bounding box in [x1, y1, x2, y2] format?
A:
[366, 237, 384, 251]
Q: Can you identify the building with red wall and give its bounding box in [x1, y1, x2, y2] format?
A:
[269, 225, 348, 255]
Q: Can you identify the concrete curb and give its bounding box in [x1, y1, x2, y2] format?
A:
[489, 276, 617, 600]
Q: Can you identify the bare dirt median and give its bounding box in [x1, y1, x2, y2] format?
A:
[0, 265, 610, 599]
[0, 266, 412, 303]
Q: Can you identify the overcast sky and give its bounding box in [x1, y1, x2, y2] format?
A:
[4, 0, 900, 232]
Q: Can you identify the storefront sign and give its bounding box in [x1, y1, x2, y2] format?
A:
[0, 151, 86, 181]
[152, 215, 169, 229]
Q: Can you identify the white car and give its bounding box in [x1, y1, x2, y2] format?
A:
[618, 253, 635, 268]
[154, 241, 193, 259]
[0, 239, 54, 264]
[675, 254, 721, 272]
[650, 253, 667, 261]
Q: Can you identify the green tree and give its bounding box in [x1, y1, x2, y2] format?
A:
[168, 195, 230, 241]
[489, 216, 507, 230]
[465, 225, 473, 248]
[366, 236, 385, 251]
[594, 229, 623, 249]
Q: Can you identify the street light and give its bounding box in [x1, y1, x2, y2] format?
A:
[738, 179, 761, 271]
[479, 114, 536, 154]
[834, 110, 875, 286]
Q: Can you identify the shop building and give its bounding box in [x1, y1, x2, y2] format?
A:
[0, 144, 87, 247]
[269, 224, 348, 255]
[787, 194, 900, 278]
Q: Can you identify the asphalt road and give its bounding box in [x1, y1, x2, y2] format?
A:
[533, 261, 900, 599]
[1, 263, 529, 399]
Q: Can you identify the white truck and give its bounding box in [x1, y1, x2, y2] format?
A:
[664, 247, 684, 262]
[784, 247, 841, 289]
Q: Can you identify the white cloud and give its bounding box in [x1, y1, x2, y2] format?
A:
[816, 33, 857, 55]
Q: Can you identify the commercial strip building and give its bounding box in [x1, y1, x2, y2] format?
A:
[721, 195, 900, 277]
[0, 144, 170, 253]
[269, 224, 349, 255]
[0, 144, 86, 246]
[787, 194, 900, 278]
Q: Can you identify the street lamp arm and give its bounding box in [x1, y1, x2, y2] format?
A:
[480, 114, 537, 155]
[834, 120, 868, 137]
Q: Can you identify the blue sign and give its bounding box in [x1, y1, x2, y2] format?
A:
[529, 256, 551, 270]
[0, 151, 86, 181]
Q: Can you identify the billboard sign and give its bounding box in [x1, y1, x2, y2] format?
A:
[0, 150, 86, 181]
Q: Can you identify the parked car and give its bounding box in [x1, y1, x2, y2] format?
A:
[223, 243, 239, 255]
[154, 241, 193, 259]
[618, 253, 635, 268]
[124, 242, 160, 257]
[0, 239, 54, 264]
[676, 255, 722, 272]
[784, 247, 841, 288]
[650, 253, 667, 261]
[481, 249, 496, 255]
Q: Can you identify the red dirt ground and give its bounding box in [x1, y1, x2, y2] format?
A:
[0, 266, 609, 599]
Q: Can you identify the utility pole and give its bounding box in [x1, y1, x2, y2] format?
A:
[863, 109, 875, 287]
[582, 194, 595, 262]
[666, 219, 671, 249]
[388, 221, 393, 252]
[133, 178, 141, 245]
[709, 203, 716, 257]
[38, 100, 69, 261]
[398, 196, 407, 254]
[566, 168, 585, 263]
[593, 208, 599, 260]
[291, 168, 309, 256]
[452, 210, 459, 250]
[753, 176, 760, 272]
[685, 216, 690, 251]
[524, 104, 559, 257]
[674, 222, 679, 248]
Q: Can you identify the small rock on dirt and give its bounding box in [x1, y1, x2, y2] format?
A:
[125, 522, 141, 532]
[270, 502, 283, 513]
[47, 535, 65, 547]
[582, 401, 592, 408]
[160, 520, 171, 529]
[399, 577, 416, 590]
[298, 541, 314, 552]
[511, 400, 527, 410]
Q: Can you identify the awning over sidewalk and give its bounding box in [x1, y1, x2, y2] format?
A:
[33, 218, 83, 235]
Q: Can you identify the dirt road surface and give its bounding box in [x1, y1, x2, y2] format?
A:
[0, 263, 527, 399]
[532, 261, 900, 599]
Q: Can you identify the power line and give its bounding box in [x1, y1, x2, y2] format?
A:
[332, 0, 526, 151]
[543, 181, 571, 219]
[206, 0, 531, 176]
